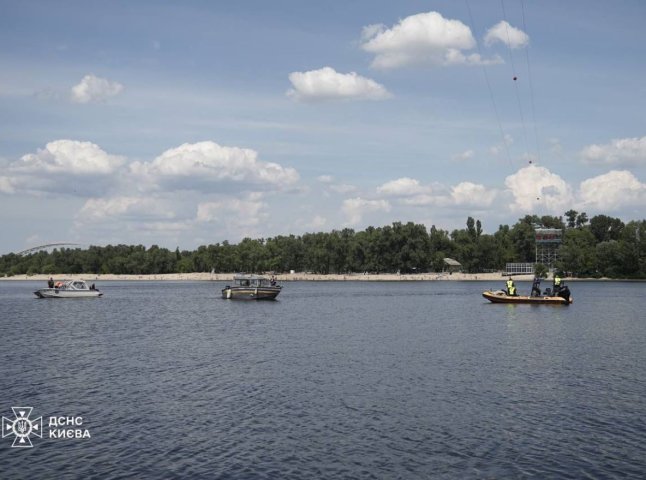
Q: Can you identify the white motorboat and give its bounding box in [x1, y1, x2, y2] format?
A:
[34, 279, 102, 298]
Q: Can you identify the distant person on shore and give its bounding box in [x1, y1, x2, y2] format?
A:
[47, 277, 54, 288]
[506, 277, 517, 296]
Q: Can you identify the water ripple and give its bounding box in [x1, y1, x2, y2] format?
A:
[0, 280, 645, 478]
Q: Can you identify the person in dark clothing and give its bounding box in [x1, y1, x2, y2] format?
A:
[48, 277, 54, 288]
[531, 276, 541, 297]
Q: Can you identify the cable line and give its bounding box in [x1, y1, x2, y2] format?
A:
[520, 0, 542, 164]
[500, 0, 531, 164]
[465, 0, 513, 168]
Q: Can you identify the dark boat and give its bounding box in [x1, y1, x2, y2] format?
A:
[221, 274, 281, 300]
[483, 286, 572, 305]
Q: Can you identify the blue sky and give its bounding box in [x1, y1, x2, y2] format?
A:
[1, 0, 645, 252]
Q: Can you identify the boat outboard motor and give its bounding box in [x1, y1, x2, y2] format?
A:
[558, 286, 571, 303]
[543, 287, 552, 296]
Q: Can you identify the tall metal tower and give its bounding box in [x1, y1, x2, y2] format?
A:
[535, 228, 562, 268]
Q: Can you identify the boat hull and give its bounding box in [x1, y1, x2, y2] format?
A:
[482, 290, 571, 305]
[221, 286, 281, 300]
[34, 289, 103, 298]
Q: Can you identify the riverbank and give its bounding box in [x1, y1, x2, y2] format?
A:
[0, 272, 620, 282]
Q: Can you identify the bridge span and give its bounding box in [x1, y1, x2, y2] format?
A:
[16, 243, 82, 256]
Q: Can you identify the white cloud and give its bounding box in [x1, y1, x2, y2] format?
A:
[342, 197, 391, 225]
[377, 177, 426, 196]
[580, 136, 646, 166]
[138, 220, 193, 233]
[307, 215, 327, 230]
[505, 165, 573, 213]
[17, 140, 125, 175]
[361, 11, 500, 69]
[400, 194, 436, 206]
[380, 179, 495, 208]
[196, 194, 268, 229]
[453, 149, 474, 161]
[131, 141, 299, 192]
[329, 184, 357, 194]
[71, 74, 124, 103]
[451, 182, 496, 207]
[1, 140, 125, 196]
[484, 21, 529, 49]
[578, 170, 646, 210]
[0, 176, 15, 194]
[361, 24, 385, 41]
[77, 196, 174, 222]
[318, 175, 356, 195]
[548, 138, 563, 156]
[369, 169, 641, 223]
[287, 67, 391, 102]
[490, 134, 513, 156]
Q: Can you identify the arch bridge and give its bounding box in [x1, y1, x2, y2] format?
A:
[16, 243, 82, 256]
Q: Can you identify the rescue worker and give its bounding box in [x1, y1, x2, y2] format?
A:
[553, 274, 562, 294]
[531, 276, 541, 297]
[506, 277, 516, 296]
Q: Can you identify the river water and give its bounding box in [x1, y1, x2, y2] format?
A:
[0, 280, 644, 479]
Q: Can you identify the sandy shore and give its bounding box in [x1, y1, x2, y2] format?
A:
[2, 272, 554, 282]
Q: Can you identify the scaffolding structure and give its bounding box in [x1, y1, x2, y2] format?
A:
[504, 263, 535, 275]
[535, 228, 562, 268]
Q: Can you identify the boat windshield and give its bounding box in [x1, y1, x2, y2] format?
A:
[234, 276, 267, 287]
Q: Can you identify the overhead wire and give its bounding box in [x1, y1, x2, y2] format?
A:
[500, 0, 531, 165]
[520, 0, 542, 164]
[506, 0, 544, 209]
[464, 0, 514, 168]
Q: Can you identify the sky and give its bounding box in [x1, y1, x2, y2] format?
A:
[1, 0, 645, 253]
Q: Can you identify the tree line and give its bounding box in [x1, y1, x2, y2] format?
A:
[2, 212, 645, 278]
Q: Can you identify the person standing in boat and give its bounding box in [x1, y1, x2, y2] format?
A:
[553, 273, 562, 294]
[506, 277, 517, 296]
[531, 276, 541, 297]
[47, 277, 54, 288]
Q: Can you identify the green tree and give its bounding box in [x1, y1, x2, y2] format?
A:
[617, 221, 646, 277]
[575, 212, 589, 228]
[589, 215, 624, 243]
[564, 210, 578, 229]
[534, 263, 548, 278]
[493, 225, 514, 267]
[557, 228, 596, 276]
[510, 216, 536, 262]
